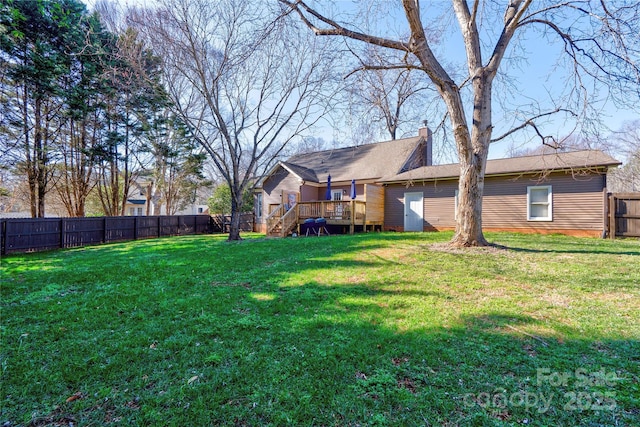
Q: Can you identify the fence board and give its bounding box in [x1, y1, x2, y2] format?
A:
[0, 214, 222, 255]
[608, 193, 640, 238]
[3, 219, 61, 253]
[210, 213, 254, 233]
[64, 217, 105, 248]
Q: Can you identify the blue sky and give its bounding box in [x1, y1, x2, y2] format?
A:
[84, 0, 639, 161]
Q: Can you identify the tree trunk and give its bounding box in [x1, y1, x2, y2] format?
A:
[227, 190, 243, 241]
[451, 158, 488, 246]
[34, 97, 45, 218]
[450, 74, 492, 247]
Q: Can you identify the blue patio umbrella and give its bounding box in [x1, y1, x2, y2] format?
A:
[350, 179, 356, 199]
[325, 174, 332, 200]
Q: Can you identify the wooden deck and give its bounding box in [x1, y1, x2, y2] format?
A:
[265, 185, 385, 237]
[299, 200, 368, 228]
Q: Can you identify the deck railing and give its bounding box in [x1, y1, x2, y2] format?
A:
[280, 207, 299, 237]
[265, 200, 373, 236]
[265, 204, 286, 235]
[266, 203, 300, 236]
[297, 200, 366, 221]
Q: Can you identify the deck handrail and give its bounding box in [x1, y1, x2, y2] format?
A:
[265, 204, 285, 235]
[279, 206, 298, 237]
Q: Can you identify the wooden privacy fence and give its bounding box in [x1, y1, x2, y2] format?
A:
[210, 213, 254, 233]
[0, 215, 213, 255]
[608, 192, 640, 238]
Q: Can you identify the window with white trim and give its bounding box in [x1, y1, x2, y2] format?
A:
[256, 193, 263, 219]
[527, 186, 552, 221]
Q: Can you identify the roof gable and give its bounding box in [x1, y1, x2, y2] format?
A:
[281, 136, 424, 184]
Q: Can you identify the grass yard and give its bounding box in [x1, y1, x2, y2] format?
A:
[1, 231, 639, 426]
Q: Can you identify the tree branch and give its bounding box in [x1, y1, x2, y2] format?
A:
[278, 0, 409, 51]
[490, 108, 577, 143]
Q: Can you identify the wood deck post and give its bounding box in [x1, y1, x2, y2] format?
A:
[349, 200, 355, 234]
[362, 202, 367, 232]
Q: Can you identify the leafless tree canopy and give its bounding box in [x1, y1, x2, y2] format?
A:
[608, 119, 640, 192]
[343, 47, 438, 141]
[129, 0, 338, 239]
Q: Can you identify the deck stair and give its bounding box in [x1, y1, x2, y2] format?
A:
[266, 204, 298, 237]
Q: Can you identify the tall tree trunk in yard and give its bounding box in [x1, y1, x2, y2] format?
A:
[34, 97, 45, 218]
[228, 190, 243, 241]
[449, 75, 493, 247]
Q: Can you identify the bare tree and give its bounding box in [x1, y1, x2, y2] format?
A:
[280, 0, 640, 246]
[346, 48, 437, 141]
[140, 111, 210, 215]
[131, 0, 337, 240]
[608, 120, 640, 192]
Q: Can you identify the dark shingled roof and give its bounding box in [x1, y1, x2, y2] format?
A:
[276, 136, 424, 183]
[382, 149, 621, 182]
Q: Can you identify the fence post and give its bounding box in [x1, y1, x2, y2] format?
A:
[103, 217, 107, 243]
[134, 216, 139, 240]
[157, 216, 161, 237]
[61, 218, 66, 249]
[608, 194, 616, 239]
[1, 220, 6, 256]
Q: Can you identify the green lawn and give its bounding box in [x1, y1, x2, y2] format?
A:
[1, 232, 639, 426]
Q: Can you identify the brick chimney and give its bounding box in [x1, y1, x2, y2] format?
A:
[418, 121, 433, 166]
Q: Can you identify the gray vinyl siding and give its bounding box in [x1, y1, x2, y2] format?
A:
[384, 180, 457, 230]
[385, 171, 607, 232]
[482, 172, 606, 231]
[262, 167, 301, 208]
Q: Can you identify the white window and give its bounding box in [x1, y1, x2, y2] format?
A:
[256, 193, 263, 218]
[527, 186, 553, 221]
[137, 207, 144, 216]
[129, 207, 135, 216]
[332, 189, 342, 201]
[454, 190, 459, 220]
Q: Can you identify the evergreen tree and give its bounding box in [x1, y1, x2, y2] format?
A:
[1, 0, 88, 217]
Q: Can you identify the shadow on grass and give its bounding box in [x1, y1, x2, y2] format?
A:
[2, 232, 639, 426]
[491, 243, 640, 257]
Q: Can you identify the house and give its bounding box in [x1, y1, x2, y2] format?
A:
[255, 126, 433, 235]
[125, 178, 210, 217]
[381, 150, 620, 237]
[255, 126, 621, 238]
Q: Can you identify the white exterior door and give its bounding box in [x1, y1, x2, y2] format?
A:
[404, 192, 424, 232]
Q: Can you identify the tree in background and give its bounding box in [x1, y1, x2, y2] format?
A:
[1, 0, 88, 217]
[92, 28, 165, 216]
[345, 48, 436, 141]
[141, 112, 210, 215]
[280, 1, 640, 246]
[608, 120, 640, 193]
[53, 11, 112, 217]
[208, 184, 253, 215]
[132, 0, 338, 240]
